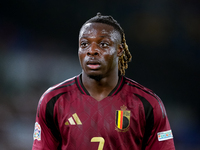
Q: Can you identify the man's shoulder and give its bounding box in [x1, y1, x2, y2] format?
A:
[39, 75, 78, 103]
[123, 76, 166, 116]
[123, 76, 160, 104]
[123, 76, 154, 94]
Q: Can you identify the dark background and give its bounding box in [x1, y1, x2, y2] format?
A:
[0, 0, 199, 149]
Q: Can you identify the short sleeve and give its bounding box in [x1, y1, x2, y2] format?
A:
[145, 98, 175, 150]
[32, 93, 61, 150]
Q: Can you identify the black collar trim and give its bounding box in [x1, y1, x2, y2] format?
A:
[75, 74, 125, 96]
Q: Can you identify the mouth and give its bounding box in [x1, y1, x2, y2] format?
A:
[86, 60, 101, 70]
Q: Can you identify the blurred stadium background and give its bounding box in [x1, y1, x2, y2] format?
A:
[0, 0, 199, 149]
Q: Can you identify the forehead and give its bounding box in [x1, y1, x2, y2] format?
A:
[79, 22, 121, 40]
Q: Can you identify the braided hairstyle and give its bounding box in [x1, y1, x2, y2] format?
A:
[81, 12, 132, 76]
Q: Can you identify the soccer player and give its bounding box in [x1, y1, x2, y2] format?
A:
[32, 13, 175, 150]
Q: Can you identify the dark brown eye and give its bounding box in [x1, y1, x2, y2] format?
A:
[100, 42, 109, 48]
[80, 42, 89, 48]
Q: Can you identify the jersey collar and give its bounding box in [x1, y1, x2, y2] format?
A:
[75, 74, 125, 96]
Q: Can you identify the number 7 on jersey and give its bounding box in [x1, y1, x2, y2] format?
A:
[91, 137, 105, 150]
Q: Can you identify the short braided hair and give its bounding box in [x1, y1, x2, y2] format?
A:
[81, 12, 132, 76]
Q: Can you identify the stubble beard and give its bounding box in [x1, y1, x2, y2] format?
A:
[88, 74, 103, 81]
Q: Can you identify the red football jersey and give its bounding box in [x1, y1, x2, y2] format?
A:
[32, 74, 175, 150]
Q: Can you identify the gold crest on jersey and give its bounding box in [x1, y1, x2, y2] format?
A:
[115, 105, 130, 132]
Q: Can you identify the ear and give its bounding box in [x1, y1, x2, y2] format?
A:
[117, 44, 124, 57]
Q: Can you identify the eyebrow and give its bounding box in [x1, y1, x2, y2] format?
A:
[99, 35, 111, 38]
[80, 35, 111, 39]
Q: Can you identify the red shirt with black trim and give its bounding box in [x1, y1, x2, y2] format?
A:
[32, 74, 175, 150]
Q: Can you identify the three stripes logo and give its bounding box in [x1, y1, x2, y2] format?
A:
[65, 113, 82, 125]
[115, 105, 130, 132]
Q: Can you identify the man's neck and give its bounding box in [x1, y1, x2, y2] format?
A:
[81, 72, 119, 101]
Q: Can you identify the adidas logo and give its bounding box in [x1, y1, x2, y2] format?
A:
[65, 113, 82, 125]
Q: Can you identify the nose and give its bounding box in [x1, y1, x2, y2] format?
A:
[87, 43, 99, 56]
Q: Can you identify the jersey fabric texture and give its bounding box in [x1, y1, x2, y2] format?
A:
[32, 74, 175, 150]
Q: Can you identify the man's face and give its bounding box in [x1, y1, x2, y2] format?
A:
[78, 22, 122, 79]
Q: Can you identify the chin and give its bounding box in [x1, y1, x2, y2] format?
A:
[87, 74, 103, 81]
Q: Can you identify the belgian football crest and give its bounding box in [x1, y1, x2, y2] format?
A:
[115, 105, 130, 132]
